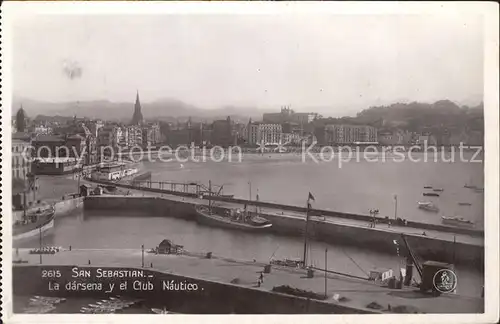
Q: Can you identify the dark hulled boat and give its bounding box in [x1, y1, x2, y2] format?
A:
[194, 205, 272, 231]
[423, 192, 440, 197]
[13, 206, 56, 241]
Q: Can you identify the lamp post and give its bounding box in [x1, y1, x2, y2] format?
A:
[39, 226, 43, 264]
[394, 194, 398, 220]
[141, 244, 145, 268]
[324, 248, 328, 298]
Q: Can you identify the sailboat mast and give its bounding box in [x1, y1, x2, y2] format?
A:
[303, 199, 310, 267]
[208, 180, 212, 214]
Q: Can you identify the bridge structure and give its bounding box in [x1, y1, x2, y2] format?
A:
[130, 179, 227, 197]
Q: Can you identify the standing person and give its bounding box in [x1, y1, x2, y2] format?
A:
[259, 272, 264, 283]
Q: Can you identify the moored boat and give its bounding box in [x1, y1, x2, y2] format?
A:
[441, 216, 475, 228]
[423, 192, 439, 197]
[418, 202, 439, 213]
[423, 186, 433, 189]
[13, 206, 56, 241]
[458, 202, 472, 206]
[195, 205, 272, 231]
[433, 188, 444, 192]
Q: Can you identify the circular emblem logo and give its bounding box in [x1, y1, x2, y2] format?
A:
[433, 269, 458, 293]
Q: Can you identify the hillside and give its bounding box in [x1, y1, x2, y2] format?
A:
[314, 100, 484, 133]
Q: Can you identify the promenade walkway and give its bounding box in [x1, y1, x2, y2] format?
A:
[14, 248, 483, 314]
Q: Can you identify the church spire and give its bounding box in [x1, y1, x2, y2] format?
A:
[16, 105, 27, 132]
[131, 90, 144, 125]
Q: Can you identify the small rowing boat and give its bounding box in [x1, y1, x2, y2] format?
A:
[442, 216, 475, 228]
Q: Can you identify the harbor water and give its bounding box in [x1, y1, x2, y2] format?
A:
[144, 151, 484, 228]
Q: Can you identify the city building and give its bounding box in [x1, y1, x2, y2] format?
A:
[211, 116, 233, 147]
[127, 125, 143, 147]
[97, 125, 120, 148]
[12, 132, 32, 180]
[33, 125, 53, 135]
[417, 134, 437, 146]
[245, 120, 260, 145]
[32, 135, 66, 158]
[258, 123, 283, 144]
[263, 106, 318, 125]
[324, 125, 378, 144]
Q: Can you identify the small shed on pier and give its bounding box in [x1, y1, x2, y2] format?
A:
[157, 239, 184, 255]
[79, 184, 92, 197]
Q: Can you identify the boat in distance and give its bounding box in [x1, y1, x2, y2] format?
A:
[195, 205, 272, 231]
[418, 202, 439, 213]
[441, 216, 475, 228]
[423, 192, 440, 197]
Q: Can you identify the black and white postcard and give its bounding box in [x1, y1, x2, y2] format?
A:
[1, 2, 498, 323]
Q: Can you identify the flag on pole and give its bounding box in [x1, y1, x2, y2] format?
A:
[308, 192, 315, 202]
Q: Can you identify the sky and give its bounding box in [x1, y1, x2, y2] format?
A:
[12, 14, 484, 115]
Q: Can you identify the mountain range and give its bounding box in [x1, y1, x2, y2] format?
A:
[12, 97, 270, 124]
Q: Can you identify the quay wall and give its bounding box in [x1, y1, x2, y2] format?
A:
[54, 197, 84, 218]
[88, 179, 483, 237]
[13, 265, 373, 314]
[206, 195, 484, 238]
[84, 196, 484, 268]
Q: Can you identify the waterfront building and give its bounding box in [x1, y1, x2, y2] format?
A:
[211, 116, 233, 147]
[417, 135, 437, 146]
[131, 91, 144, 125]
[245, 119, 260, 145]
[97, 125, 120, 148]
[282, 132, 302, 145]
[12, 132, 32, 180]
[377, 130, 412, 146]
[32, 157, 81, 175]
[258, 123, 283, 144]
[166, 128, 191, 147]
[324, 124, 378, 144]
[127, 125, 143, 147]
[32, 134, 66, 158]
[117, 126, 129, 148]
[66, 134, 88, 161]
[144, 122, 161, 146]
[33, 125, 53, 135]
